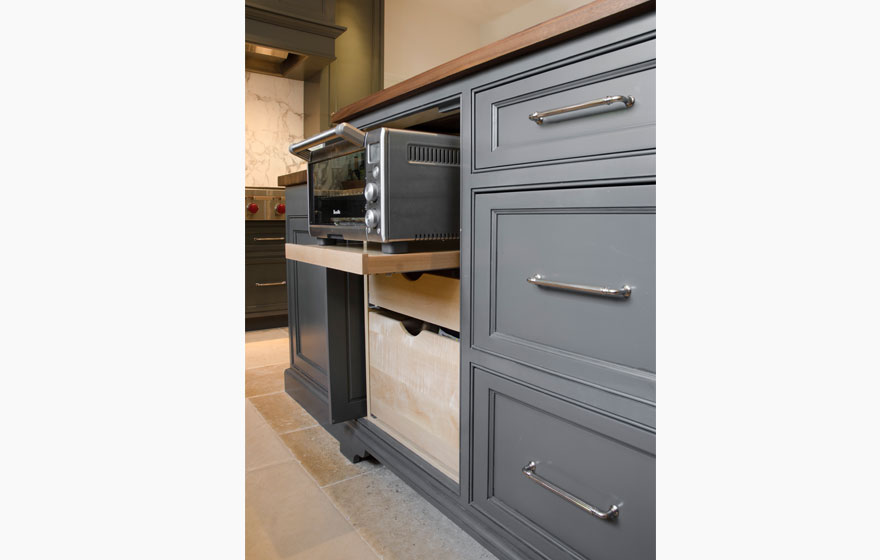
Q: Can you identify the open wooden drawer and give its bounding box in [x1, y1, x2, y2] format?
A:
[367, 308, 459, 481]
[366, 272, 461, 482]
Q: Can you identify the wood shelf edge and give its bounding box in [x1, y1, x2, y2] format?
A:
[285, 243, 459, 275]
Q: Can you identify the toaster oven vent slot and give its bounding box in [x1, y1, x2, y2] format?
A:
[408, 144, 460, 166]
[414, 232, 460, 240]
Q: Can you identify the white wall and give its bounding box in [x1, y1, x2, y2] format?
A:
[245, 71, 305, 187]
[383, 0, 483, 87]
[383, 0, 590, 88]
[478, 0, 588, 46]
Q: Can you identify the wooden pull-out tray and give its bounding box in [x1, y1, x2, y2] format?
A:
[285, 243, 459, 275]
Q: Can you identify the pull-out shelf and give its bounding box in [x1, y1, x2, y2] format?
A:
[285, 243, 460, 275]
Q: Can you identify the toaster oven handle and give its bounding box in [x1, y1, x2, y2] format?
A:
[288, 123, 367, 162]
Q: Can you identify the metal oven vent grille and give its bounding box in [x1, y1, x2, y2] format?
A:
[414, 232, 460, 240]
[408, 144, 460, 166]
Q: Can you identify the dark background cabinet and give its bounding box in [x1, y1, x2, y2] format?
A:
[245, 220, 288, 331]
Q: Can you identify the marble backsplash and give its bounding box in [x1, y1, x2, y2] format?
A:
[245, 71, 305, 187]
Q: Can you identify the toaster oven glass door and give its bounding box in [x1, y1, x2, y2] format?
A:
[311, 149, 367, 227]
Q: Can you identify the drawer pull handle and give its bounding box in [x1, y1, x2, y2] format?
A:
[522, 461, 619, 521]
[253, 237, 285, 241]
[528, 95, 635, 125]
[527, 274, 631, 299]
[255, 281, 286, 287]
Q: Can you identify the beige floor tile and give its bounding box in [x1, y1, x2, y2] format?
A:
[279, 427, 381, 487]
[324, 468, 496, 560]
[246, 327, 288, 344]
[247, 461, 373, 559]
[246, 336, 290, 369]
[250, 392, 317, 434]
[246, 401, 294, 472]
[284, 532, 378, 560]
[246, 363, 286, 398]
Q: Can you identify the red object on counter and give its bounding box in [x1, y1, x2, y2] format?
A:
[247, 203, 259, 214]
[275, 203, 286, 215]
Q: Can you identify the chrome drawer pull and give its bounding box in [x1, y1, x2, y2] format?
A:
[527, 274, 631, 299]
[252, 237, 285, 241]
[528, 95, 635, 124]
[255, 281, 286, 287]
[522, 461, 619, 521]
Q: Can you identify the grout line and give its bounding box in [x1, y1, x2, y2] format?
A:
[244, 360, 290, 371]
[272, 422, 319, 435]
[244, 360, 289, 372]
[245, 388, 285, 399]
[319, 469, 374, 489]
[245, 456, 297, 474]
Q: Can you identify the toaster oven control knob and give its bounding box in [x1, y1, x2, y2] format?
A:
[371, 166, 380, 178]
[365, 209, 380, 229]
[364, 182, 379, 202]
[247, 202, 259, 214]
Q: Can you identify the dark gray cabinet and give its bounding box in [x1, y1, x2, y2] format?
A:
[473, 39, 655, 174]
[278, 8, 656, 560]
[471, 185, 656, 409]
[471, 365, 655, 560]
[287, 215, 329, 393]
[245, 220, 288, 330]
[245, 0, 344, 78]
[458, 11, 657, 559]
[284, 186, 367, 427]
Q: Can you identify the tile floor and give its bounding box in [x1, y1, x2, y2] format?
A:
[245, 327, 496, 560]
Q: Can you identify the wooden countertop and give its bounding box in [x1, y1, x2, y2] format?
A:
[330, 0, 654, 123]
[277, 170, 308, 187]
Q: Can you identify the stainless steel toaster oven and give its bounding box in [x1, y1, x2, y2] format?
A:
[289, 123, 460, 252]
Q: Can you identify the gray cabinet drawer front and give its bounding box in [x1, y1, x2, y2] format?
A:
[472, 366, 655, 560]
[474, 38, 654, 173]
[473, 186, 655, 401]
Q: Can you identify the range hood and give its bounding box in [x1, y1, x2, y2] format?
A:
[245, 4, 346, 80]
[245, 42, 306, 78]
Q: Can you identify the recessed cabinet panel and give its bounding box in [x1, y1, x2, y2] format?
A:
[471, 366, 655, 560]
[472, 186, 655, 403]
[289, 217, 330, 391]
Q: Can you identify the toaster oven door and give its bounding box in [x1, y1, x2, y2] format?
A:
[308, 145, 368, 240]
